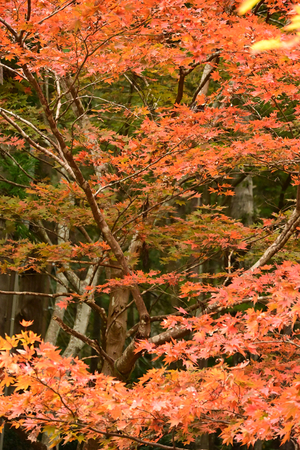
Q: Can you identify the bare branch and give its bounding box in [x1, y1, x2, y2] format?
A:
[1, 146, 36, 181]
[0, 17, 18, 38]
[37, 0, 76, 25]
[0, 63, 27, 80]
[0, 108, 75, 179]
[54, 72, 62, 120]
[0, 290, 69, 298]
[0, 174, 29, 189]
[54, 316, 114, 367]
[0, 107, 60, 150]
[22, 62, 151, 343]
[249, 208, 300, 271]
[87, 427, 186, 450]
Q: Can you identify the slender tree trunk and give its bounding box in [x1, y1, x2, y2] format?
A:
[45, 223, 68, 344]
[230, 176, 254, 226]
[102, 266, 130, 377]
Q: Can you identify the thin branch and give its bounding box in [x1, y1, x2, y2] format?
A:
[124, 73, 148, 108]
[21, 147, 69, 180]
[0, 107, 60, 151]
[84, 299, 107, 324]
[86, 427, 186, 450]
[16, 416, 187, 450]
[79, 94, 140, 118]
[0, 174, 29, 189]
[78, 226, 94, 244]
[1, 147, 36, 181]
[0, 17, 18, 38]
[0, 109, 74, 179]
[113, 180, 204, 236]
[249, 207, 300, 271]
[37, 0, 76, 24]
[33, 372, 76, 418]
[59, 29, 130, 107]
[53, 316, 114, 367]
[0, 63, 27, 81]
[0, 290, 69, 298]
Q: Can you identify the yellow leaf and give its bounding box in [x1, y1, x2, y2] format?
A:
[285, 17, 300, 31]
[238, 0, 260, 15]
[251, 39, 282, 53]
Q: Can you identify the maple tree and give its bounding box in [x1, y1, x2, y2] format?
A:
[1, 0, 300, 448]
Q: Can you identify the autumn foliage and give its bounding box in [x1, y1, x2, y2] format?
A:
[3, 263, 300, 448]
[1, 0, 300, 448]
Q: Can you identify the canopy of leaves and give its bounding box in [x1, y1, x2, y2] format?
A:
[0, 0, 300, 448]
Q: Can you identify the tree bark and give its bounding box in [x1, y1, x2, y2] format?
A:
[230, 175, 254, 226]
[102, 266, 130, 376]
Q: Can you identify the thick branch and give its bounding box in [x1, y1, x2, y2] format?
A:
[190, 68, 214, 107]
[126, 301, 202, 338]
[189, 54, 220, 108]
[174, 63, 200, 106]
[114, 327, 189, 379]
[0, 17, 18, 38]
[115, 293, 272, 379]
[22, 64, 150, 340]
[174, 67, 186, 105]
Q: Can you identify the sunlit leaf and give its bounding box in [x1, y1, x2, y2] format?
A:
[238, 0, 260, 15]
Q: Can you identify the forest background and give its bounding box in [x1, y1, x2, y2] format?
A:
[1, 0, 300, 449]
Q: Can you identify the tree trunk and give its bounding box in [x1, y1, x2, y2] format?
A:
[230, 176, 254, 226]
[102, 266, 129, 377]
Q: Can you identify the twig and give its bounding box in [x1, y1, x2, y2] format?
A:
[33, 372, 76, 418]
